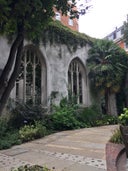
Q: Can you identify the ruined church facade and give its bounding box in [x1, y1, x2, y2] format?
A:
[0, 32, 92, 108]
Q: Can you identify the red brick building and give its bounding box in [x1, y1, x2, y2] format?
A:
[105, 26, 128, 53]
[53, 0, 92, 32]
[54, 7, 79, 31]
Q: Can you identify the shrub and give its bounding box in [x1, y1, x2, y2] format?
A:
[118, 108, 128, 126]
[96, 115, 118, 126]
[9, 103, 48, 129]
[0, 116, 22, 150]
[75, 105, 101, 127]
[11, 165, 53, 171]
[19, 121, 47, 142]
[50, 105, 81, 131]
[109, 128, 123, 144]
[0, 117, 9, 137]
[48, 102, 117, 131]
[0, 130, 21, 150]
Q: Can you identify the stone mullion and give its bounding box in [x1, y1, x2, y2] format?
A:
[32, 55, 36, 104]
[23, 51, 27, 103]
[76, 63, 80, 104]
[71, 63, 74, 96]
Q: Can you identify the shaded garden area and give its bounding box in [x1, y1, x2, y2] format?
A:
[0, 97, 119, 150]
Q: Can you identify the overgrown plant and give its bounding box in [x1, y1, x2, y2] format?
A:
[9, 103, 48, 129]
[19, 121, 47, 142]
[109, 128, 123, 144]
[50, 105, 81, 131]
[0, 117, 9, 137]
[118, 108, 128, 125]
[42, 21, 93, 53]
[75, 105, 101, 127]
[0, 130, 21, 150]
[11, 165, 53, 171]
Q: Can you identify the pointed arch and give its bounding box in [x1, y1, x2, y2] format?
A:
[68, 57, 87, 104]
[16, 44, 47, 105]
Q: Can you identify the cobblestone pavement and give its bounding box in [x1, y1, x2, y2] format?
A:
[0, 125, 118, 171]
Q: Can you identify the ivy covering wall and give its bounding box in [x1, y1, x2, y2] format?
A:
[42, 21, 94, 52]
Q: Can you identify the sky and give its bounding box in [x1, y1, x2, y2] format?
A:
[78, 0, 128, 39]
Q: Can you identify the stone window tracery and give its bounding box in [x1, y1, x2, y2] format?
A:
[68, 59, 84, 104]
[16, 48, 41, 104]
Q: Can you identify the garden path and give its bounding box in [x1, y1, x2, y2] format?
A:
[0, 125, 118, 171]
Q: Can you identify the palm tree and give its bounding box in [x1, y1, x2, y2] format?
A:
[87, 39, 128, 115]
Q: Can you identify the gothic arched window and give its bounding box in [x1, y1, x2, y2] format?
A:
[68, 58, 86, 104]
[16, 46, 43, 105]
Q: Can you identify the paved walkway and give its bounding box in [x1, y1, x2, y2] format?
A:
[0, 125, 118, 171]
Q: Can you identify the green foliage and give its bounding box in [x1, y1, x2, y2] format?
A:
[118, 108, 128, 126]
[0, 130, 21, 150]
[76, 105, 101, 127]
[0, 116, 21, 149]
[0, 0, 79, 43]
[87, 39, 128, 95]
[45, 97, 118, 131]
[11, 164, 52, 171]
[109, 128, 123, 144]
[96, 115, 118, 126]
[45, 96, 81, 131]
[19, 121, 47, 142]
[9, 103, 48, 129]
[87, 39, 128, 115]
[0, 96, 120, 150]
[42, 21, 94, 52]
[50, 105, 81, 131]
[0, 0, 91, 116]
[0, 117, 9, 137]
[76, 105, 118, 127]
[116, 89, 126, 114]
[0, 103, 119, 150]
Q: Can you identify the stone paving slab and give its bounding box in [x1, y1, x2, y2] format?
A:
[62, 163, 105, 171]
[35, 150, 106, 169]
[0, 150, 106, 171]
[0, 153, 31, 171]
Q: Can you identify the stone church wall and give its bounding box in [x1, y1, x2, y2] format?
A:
[0, 36, 92, 107]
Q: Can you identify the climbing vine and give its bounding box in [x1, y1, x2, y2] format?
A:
[42, 21, 94, 52]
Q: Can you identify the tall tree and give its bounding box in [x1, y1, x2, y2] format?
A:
[123, 16, 128, 106]
[0, 0, 86, 115]
[87, 39, 128, 115]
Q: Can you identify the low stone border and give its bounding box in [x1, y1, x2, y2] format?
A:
[106, 142, 126, 171]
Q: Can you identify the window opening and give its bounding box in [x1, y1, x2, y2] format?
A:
[16, 48, 41, 104]
[68, 60, 83, 104]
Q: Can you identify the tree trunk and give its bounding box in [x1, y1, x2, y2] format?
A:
[0, 35, 24, 98]
[0, 34, 24, 115]
[105, 89, 109, 115]
[105, 89, 117, 116]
